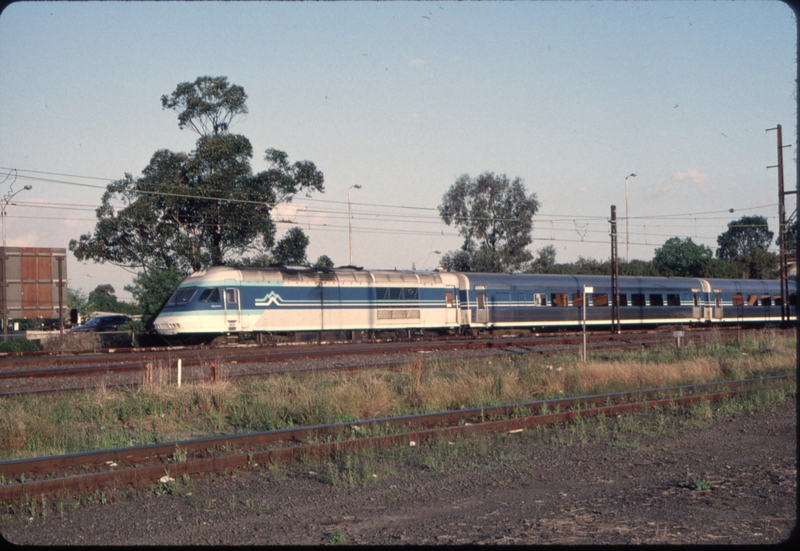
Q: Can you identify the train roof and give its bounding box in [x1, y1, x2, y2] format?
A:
[180, 265, 794, 292]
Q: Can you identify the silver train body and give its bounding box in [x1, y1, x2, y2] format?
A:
[154, 265, 796, 341]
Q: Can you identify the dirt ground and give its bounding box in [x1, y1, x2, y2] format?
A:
[1, 400, 796, 546]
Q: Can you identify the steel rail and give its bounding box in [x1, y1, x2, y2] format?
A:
[0, 336, 680, 397]
[0, 329, 701, 385]
[0, 374, 792, 501]
[0, 326, 753, 370]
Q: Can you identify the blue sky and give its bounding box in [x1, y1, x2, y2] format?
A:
[0, 1, 796, 300]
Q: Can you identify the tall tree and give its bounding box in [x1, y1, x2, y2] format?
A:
[652, 237, 712, 277]
[70, 77, 324, 274]
[528, 245, 557, 273]
[716, 215, 777, 279]
[439, 172, 539, 273]
[716, 215, 774, 260]
[160, 76, 248, 136]
[271, 227, 310, 266]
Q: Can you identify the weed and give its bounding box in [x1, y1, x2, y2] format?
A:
[326, 531, 346, 544]
[26, 495, 36, 518]
[689, 478, 714, 491]
[172, 445, 187, 463]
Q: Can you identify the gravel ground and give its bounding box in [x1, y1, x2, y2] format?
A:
[1, 398, 795, 545]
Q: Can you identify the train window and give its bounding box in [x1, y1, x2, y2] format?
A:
[592, 293, 608, 306]
[790, 294, 797, 306]
[631, 294, 646, 307]
[732, 294, 744, 307]
[477, 293, 485, 308]
[494, 293, 510, 305]
[551, 293, 568, 307]
[649, 294, 664, 306]
[666, 294, 681, 306]
[618, 294, 628, 307]
[774, 295, 783, 306]
[445, 292, 453, 307]
[571, 293, 583, 307]
[747, 295, 758, 306]
[760, 294, 771, 306]
[533, 293, 547, 306]
[166, 287, 197, 307]
[693, 295, 699, 307]
[198, 288, 221, 303]
[225, 289, 238, 305]
[715, 293, 721, 307]
[377, 288, 419, 301]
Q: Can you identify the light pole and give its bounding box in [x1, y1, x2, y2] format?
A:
[348, 185, 361, 265]
[1, 182, 32, 339]
[2, 183, 32, 250]
[624, 173, 636, 263]
[421, 250, 441, 270]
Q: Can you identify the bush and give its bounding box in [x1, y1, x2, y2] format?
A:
[0, 338, 41, 353]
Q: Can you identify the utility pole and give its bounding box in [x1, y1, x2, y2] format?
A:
[766, 124, 795, 325]
[610, 205, 621, 334]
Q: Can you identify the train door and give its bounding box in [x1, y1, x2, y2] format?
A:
[224, 288, 242, 332]
[445, 286, 458, 326]
[691, 287, 701, 320]
[475, 287, 488, 324]
[712, 289, 723, 320]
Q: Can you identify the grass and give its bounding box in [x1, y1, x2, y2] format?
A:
[0, 329, 794, 461]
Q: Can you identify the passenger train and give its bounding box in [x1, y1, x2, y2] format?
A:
[153, 265, 796, 343]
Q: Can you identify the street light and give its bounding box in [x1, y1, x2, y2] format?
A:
[421, 250, 441, 270]
[2, 183, 32, 250]
[348, 185, 362, 265]
[1, 182, 32, 339]
[624, 173, 636, 263]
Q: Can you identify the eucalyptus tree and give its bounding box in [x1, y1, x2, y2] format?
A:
[70, 76, 324, 274]
[438, 172, 540, 273]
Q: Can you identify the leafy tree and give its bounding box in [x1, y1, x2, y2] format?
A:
[161, 75, 248, 136]
[439, 172, 539, 273]
[702, 258, 744, 279]
[619, 259, 658, 277]
[124, 267, 187, 329]
[714, 216, 779, 279]
[716, 215, 774, 260]
[739, 248, 779, 279]
[652, 237, 713, 277]
[272, 227, 310, 266]
[528, 245, 557, 273]
[70, 76, 324, 274]
[439, 250, 473, 272]
[68, 288, 88, 315]
[314, 255, 335, 268]
[85, 284, 139, 315]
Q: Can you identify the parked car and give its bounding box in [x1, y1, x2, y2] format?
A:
[70, 315, 132, 332]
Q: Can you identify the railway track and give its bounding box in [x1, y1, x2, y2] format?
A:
[0, 375, 792, 502]
[0, 327, 772, 396]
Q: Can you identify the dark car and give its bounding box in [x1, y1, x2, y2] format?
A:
[70, 315, 132, 332]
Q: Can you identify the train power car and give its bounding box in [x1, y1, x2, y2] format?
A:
[153, 265, 796, 343]
[154, 265, 465, 343]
